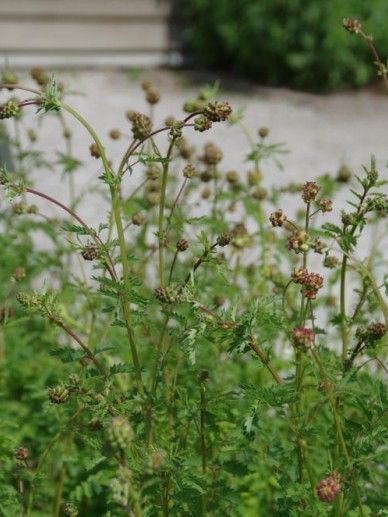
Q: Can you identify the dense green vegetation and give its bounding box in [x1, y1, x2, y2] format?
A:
[0, 44, 387, 515]
[184, 0, 388, 90]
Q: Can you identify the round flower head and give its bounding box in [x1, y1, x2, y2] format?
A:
[316, 471, 341, 503]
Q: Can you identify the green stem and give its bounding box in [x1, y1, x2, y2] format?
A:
[158, 138, 176, 286]
[111, 185, 144, 394]
[62, 102, 144, 393]
[311, 349, 365, 516]
[340, 255, 349, 363]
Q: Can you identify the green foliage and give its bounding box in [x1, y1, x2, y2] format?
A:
[0, 58, 387, 516]
[184, 0, 388, 90]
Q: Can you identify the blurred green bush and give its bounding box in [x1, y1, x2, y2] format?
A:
[183, 0, 388, 91]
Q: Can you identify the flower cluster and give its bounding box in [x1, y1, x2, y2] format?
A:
[269, 209, 287, 227]
[291, 268, 324, 299]
[301, 181, 320, 203]
[316, 471, 341, 502]
[342, 18, 362, 34]
[292, 327, 315, 350]
[287, 230, 309, 254]
[0, 100, 20, 119]
[203, 101, 232, 122]
[130, 112, 152, 140]
[194, 101, 232, 132]
[107, 416, 134, 450]
[48, 385, 70, 404]
[154, 286, 192, 304]
[356, 322, 386, 345]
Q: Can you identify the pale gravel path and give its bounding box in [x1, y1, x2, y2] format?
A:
[1, 68, 387, 261]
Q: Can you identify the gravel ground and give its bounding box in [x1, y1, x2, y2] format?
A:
[1, 68, 387, 260]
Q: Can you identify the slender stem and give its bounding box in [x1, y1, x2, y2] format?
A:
[24, 187, 117, 281]
[61, 101, 145, 393]
[168, 250, 179, 285]
[184, 243, 217, 285]
[110, 185, 144, 394]
[158, 138, 176, 286]
[200, 380, 207, 515]
[247, 338, 283, 385]
[311, 349, 365, 516]
[359, 30, 388, 91]
[59, 322, 107, 377]
[165, 178, 188, 236]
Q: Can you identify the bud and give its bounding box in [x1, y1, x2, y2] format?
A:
[336, 165, 352, 183]
[324, 255, 340, 269]
[169, 120, 184, 139]
[132, 212, 145, 226]
[164, 116, 176, 127]
[216, 232, 232, 247]
[154, 286, 191, 304]
[1, 68, 18, 89]
[148, 448, 167, 471]
[258, 127, 269, 138]
[109, 129, 121, 140]
[194, 115, 212, 132]
[201, 142, 223, 165]
[226, 170, 239, 185]
[302, 181, 320, 203]
[141, 79, 152, 91]
[126, 109, 136, 121]
[0, 100, 20, 120]
[81, 244, 99, 261]
[63, 503, 78, 517]
[145, 87, 160, 105]
[27, 129, 37, 143]
[131, 112, 152, 140]
[316, 472, 341, 503]
[12, 267, 26, 282]
[287, 230, 310, 254]
[213, 295, 225, 307]
[146, 164, 160, 180]
[146, 192, 160, 206]
[177, 138, 195, 159]
[203, 101, 232, 122]
[319, 199, 333, 213]
[291, 267, 307, 284]
[176, 239, 189, 252]
[356, 322, 386, 345]
[15, 447, 29, 461]
[269, 209, 287, 227]
[201, 188, 211, 199]
[247, 169, 262, 186]
[342, 18, 362, 34]
[292, 327, 314, 350]
[89, 143, 100, 159]
[198, 369, 210, 382]
[183, 163, 196, 179]
[48, 385, 70, 404]
[301, 271, 324, 299]
[107, 416, 134, 450]
[30, 67, 49, 86]
[200, 170, 213, 183]
[311, 238, 327, 255]
[252, 187, 267, 200]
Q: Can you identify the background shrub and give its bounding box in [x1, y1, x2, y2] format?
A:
[183, 0, 388, 91]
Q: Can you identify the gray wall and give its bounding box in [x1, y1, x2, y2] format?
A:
[0, 0, 179, 67]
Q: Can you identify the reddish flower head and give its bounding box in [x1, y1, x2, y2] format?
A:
[292, 327, 315, 350]
[316, 471, 341, 503]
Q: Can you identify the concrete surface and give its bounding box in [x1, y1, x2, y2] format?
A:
[1, 68, 387, 261]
